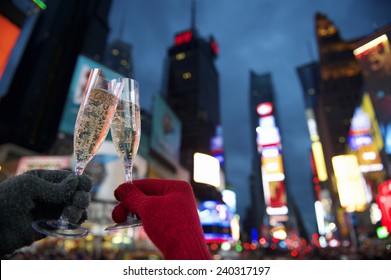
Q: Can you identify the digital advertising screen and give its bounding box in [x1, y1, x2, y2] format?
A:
[193, 152, 220, 188]
[86, 141, 148, 202]
[0, 14, 21, 79]
[354, 33, 391, 156]
[198, 200, 232, 243]
[150, 94, 182, 165]
[59, 55, 121, 136]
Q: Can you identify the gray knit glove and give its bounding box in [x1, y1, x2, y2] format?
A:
[0, 169, 92, 257]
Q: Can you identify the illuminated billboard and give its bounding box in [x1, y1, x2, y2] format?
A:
[261, 154, 284, 181]
[210, 125, 224, 166]
[354, 33, 391, 155]
[255, 101, 289, 218]
[348, 95, 385, 173]
[222, 190, 236, 214]
[332, 155, 368, 212]
[87, 141, 147, 201]
[357, 143, 383, 173]
[174, 30, 193, 45]
[256, 126, 281, 149]
[0, 14, 21, 79]
[376, 180, 391, 232]
[348, 108, 372, 150]
[59, 55, 121, 135]
[311, 141, 328, 181]
[262, 179, 287, 208]
[150, 94, 182, 165]
[193, 153, 220, 188]
[16, 156, 71, 175]
[198, 200, 232, 243]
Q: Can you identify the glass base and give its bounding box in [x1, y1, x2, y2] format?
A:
[32, 219, 89, 238]
[105, 214, 142, 231]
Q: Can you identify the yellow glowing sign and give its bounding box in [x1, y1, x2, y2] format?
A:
[262, 155, 283, 173]
[312, 141, 328, 181]
[361, 92, 384, 150]
[353, 34, 389, 56]
[332, 155, 367, 212]
[357, 143, 383, 173]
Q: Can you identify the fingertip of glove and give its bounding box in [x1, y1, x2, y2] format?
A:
[78, 210, 88, 224]
[112, 204, 128, 223]
[72, 191, 91, 209]
[63, 205, 84, 224]
[77, 174, 93, 192]
[114, 182, 134, 201]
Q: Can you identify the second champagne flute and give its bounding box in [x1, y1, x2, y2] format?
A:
[105, 78, 142, 231]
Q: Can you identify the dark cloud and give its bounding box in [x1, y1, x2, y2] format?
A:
[108, 0, 391, 218]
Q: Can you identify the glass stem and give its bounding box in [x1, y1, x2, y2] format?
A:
[126, 213, 138, 224]
[125, 165, 133, 182]
[56, 214, 70, 229]
[125, 164, 138, 224]
[75, 166, 85, 176]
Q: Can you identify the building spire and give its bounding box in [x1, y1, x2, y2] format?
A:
[191, 0, 196, 30]
[119, 13, 125, 39]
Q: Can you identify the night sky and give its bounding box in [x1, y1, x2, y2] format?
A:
[107, 0, 391, 221]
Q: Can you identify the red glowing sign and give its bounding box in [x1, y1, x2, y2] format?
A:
[256, 102, 273, 116]
[210, 38, 219, 56]
[175, 30, 193, 46]
[376, 180, 391, 232]
[0, 15, 21, 78]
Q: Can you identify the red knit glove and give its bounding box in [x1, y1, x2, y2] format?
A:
[112, 179, 212, 260]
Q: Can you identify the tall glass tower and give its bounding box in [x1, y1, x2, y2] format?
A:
[163, 26, 220, 181]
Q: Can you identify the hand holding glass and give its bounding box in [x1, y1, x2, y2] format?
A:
[32, 68, 123, 238]
[105, 78, 142, 231]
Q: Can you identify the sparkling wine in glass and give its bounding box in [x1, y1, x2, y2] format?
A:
[32, 68, 123, 238]
[105, 78, 142, 231]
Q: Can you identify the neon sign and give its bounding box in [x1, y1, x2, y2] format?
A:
[175, 30, 193, 45]
[256, 102, 273, 116]
[210, 38, 219, 56]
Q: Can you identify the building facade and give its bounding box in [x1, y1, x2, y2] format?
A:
[163, 27, 220, 182]
[0, 0, 112, 153]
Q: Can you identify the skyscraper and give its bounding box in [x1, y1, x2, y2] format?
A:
[104, 39, 133, 78]
[314, 13, 364, 240]
[163, 26, 220, 182]
[297, 61, 338, 244]
[297, 14, 390, 245]
[0, 0, 113, 153]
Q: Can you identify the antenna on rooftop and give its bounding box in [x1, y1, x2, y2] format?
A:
[118, 1, 129, 39]
[191, 0, 196, 30]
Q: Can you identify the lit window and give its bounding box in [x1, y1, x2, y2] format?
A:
[120, 59, 128, 66]
[338, 137, 346, 143]
[182, 72, 192, 79]
[112, 49, 119, 56]
[176, 52, 186, 60]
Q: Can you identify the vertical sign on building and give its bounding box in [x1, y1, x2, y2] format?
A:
[256, 102, 289, 219]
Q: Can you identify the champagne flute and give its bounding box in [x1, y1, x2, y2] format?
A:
[105, 78, 142, 231]
[32, 68, 124, 238]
